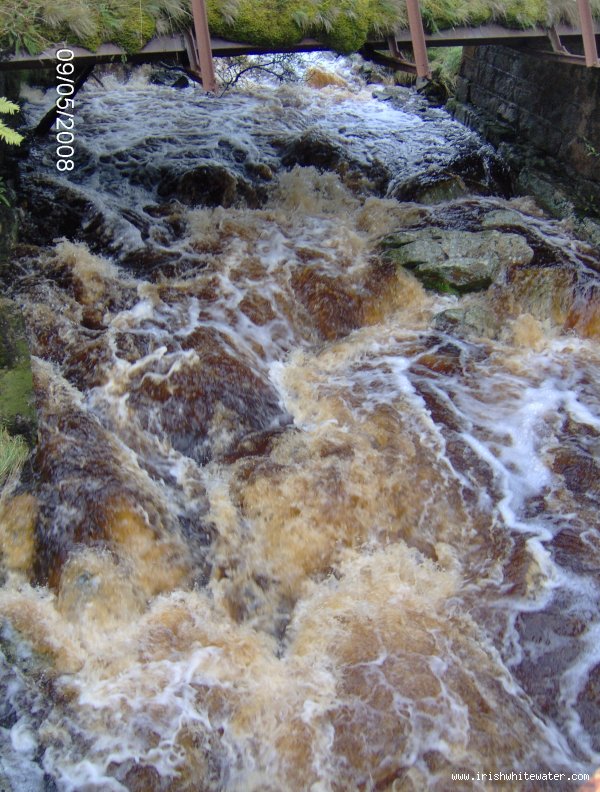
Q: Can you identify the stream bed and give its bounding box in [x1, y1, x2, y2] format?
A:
[0, 55, 599, 791]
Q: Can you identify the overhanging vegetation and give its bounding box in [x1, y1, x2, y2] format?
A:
[0, 0, 599, 56]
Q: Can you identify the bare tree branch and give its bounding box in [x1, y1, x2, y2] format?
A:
[216, 54, 302, 96]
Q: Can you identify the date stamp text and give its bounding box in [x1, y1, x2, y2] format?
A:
[55, 48, 75, 171]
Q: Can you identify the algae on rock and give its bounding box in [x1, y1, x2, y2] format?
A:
[379, 228, 534, 294]
[0, 299, 36, 441]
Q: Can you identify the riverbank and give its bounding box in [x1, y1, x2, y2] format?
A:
[0, 71, 36, 491]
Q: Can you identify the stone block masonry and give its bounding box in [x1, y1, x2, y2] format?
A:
[451, 44, 600, 232]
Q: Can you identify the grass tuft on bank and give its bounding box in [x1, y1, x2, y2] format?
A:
[0, 427, 27, 484]
[0, 0, 599, 55]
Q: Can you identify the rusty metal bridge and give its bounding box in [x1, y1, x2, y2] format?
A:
[2, 0, 600, 91]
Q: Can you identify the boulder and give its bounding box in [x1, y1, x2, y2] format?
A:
[379, 228, 534, 294]
[388, 168, 470, 204]
[17, 178, 92, 246]
[280, 131, 346, 172]
[434, 304, 502, 338]
[278, 131, 390, 194]
[157, 163, 237, 207]
[388, 150, 510, 204]
[481, 208, 532, 232]
[157, 163, 265, 209]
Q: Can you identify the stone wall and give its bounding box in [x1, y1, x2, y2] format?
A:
[451, 44, 600, 228]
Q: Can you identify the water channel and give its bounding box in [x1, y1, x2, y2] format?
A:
[0, 55, 599, 791]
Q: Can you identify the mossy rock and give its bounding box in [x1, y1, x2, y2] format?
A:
[207, 0, 303, 47]
[0, 299, 36, 441]
[205, 0, 383, 52]
[319, 0, 371, 53]
[379, 228, 534, 294]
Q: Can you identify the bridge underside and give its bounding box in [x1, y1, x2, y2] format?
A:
[1, 24, 599, 72]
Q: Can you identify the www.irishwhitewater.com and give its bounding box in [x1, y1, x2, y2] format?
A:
[451, 771, 591, 783]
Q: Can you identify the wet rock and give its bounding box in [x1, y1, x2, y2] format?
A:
[356, 61, 390, 85]
[577, 666, 600, 754]
[379, 228, 534, 294]
[157, 163, 238, 207]
[481, 208, 532, 232]
[513, 602, 585, 722]
[32, 385, 193, 592]
[552, 529, 599, 576]
[122, 763, 163, 792]
[156, 163, 266, 209]
[244, 161, 274, 181]
[389, 146, 510, 204]
[502, 267, 577, 330]
[0, 494, 38, 573]
[239, 293, 277, 326]
[371, 86, 413, 103]
[551, 447, 600, 496]
[33, 407, 135, 587]
[434, 304, 502, 338]
[120, 246, 181, 277]
[389, 168, 470, 205]
[305, 67, 349, 89]
[62, 337, 113, 391]
[150, 68, 189, 88]
[172, 75, 189, 89]
[279, 131, 389, 194]
[577, 216, 600, 249]
[129, 329, 287, 464]
[144, 202, 188, 239]
[222, 426, 289, 464]
[17, 177, 136, 255]
[280, 131, 345, 172]
[291, 266, 363, 340]
[17, 179, 92, 246]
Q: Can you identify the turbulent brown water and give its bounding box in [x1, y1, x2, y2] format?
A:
[1, 57, 599, 791]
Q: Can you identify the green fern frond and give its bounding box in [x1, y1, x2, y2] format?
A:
[0, 120, 24, 146]
[0, 98, 20, 116]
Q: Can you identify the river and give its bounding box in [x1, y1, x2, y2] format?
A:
[0, 55, 599, 791]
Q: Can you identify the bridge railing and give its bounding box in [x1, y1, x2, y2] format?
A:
[189, 0, 217, 91]
[188, 0, 599, 90]
[577, 0, 600, 66]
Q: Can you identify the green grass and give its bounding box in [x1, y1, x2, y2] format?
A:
[0, 427, 28, 483]
[0, 0, 599, 55]
[429, 46, 464, 94]
[0, 300, 36, 433]
[0, 0, 192, 55]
